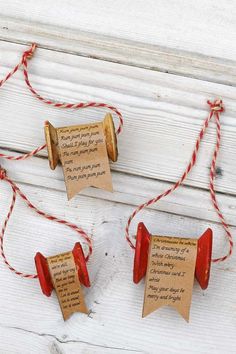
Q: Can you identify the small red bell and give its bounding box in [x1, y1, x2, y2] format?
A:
[133, 223, 212, 289]
[35, 242, 90, 297]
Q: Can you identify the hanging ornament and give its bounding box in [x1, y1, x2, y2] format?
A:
[0, 44, 124, 319]
[35, 243, 90, 320]
[125, 100, 233, 321]
[0, 43, 123, 199]
[45, 113, 118, 199]
[0, 166, 92, 320]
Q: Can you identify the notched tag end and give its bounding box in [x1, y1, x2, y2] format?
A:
[142, 235, 197, 322]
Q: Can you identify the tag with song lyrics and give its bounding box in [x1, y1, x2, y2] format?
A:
[44, 113, 118, 200]
[47, 251, 88, 320]
[142, 235, 197, 322]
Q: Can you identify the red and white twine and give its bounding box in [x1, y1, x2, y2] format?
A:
[0, 168, 92, 278]
[0, 43, 123, 137]
[0, 45, 232, 275]
[0, 43, 123, 161]
[125, 99, 233, 263]
[0, 144, 46, 161]
[0, 43, 124, 278]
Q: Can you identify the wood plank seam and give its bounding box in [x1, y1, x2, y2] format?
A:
[0, 36, 236, 88]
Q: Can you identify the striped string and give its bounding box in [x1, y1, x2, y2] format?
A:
[0, 144, 46, 161]
[0, 167, 92, 278]
[0, 43, 123, 139]
[125, 100, 233, 263]
[21, 44, 123, 134]
[0, 44, 114, 277]
[0, 44, 92, 279]
[0, 44, 46, 160]
[0, 44, 35, 88]
[0, 43, 123, 160]
[0, 43, 125, 276]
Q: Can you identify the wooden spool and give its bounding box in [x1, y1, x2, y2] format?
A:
[35, 242, 90, 297]
[133, 222, 212, 290]
[44, 113, 118, 170]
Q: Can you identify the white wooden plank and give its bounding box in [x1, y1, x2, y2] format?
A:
[0, 1, 236, 86]
[0, 326, 136, 354]
[0, 42, 236, 196]
[1, 20, 236, 87]
[0, 5, 235, 352]
[1, 150, 236, 227]
[0, 182, 235, 353]
[1, 0, 235, 59]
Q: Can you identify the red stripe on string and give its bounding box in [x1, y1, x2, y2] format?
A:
[0, 43, 123, 160]
[125, 100, 233, 263]
[0, 168, 92, 278]
[0, 43, 123, 277]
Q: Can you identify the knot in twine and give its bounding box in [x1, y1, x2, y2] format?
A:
[22, 43, 37, 61]
[207, 99, 224, 113]
[125, 99, 233, 263]
[0, 167, 6, 180]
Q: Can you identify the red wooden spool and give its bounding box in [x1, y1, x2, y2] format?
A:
[35, 242, 90, 297]
[133, 222, 212, 289]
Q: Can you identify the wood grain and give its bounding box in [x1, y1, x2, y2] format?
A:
[0, 0, 235, 60]
[0, 182, 235, 354]
[0, 3, 236, 353]
[0, 2, 236, 86]
[1, 150, 236, 227]
[0, 42, 236, 197]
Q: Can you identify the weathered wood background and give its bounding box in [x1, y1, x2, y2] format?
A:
[0, 1, 236, 353]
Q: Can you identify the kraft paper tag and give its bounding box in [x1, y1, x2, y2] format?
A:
[47, 251, 88, 320]
[142, 236, 197, 322]
[57, 122, 113, 200]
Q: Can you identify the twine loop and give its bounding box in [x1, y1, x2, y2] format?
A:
[0, 170, 93, 278]
[0, 43, 123, 135]
[125, 99, 233, 263]
[22, 43, 37, 62]
[0, 43, 123, 158]
[207, 99, 224, 113]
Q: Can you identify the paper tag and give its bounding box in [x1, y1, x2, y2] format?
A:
[142, 236, 197, 321]
[57, 122, 113, 200]
[47, 251, 88, 320]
